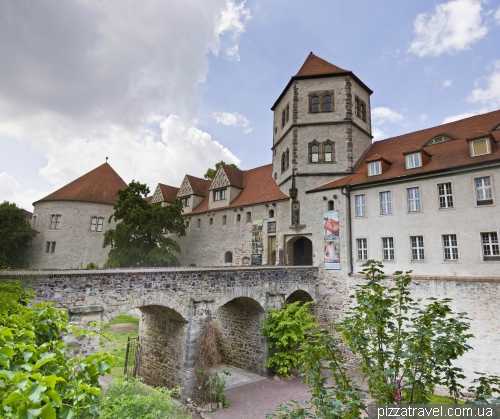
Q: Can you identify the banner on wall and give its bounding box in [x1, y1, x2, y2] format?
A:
[251, 219, 264, 265]
[324, 211, 340, 270]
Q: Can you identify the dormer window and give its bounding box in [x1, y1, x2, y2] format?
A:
[181, 197, 190, 207]
[213, 188, 227, 201]
[494, 124, 500, 131]
[406, 152, 422, 169]
[368, 161, 381, 176]
[427, 135, 450, 146]
[470, 137, 490, 157]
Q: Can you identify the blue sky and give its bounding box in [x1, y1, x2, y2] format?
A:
[1, 0, 499, 210]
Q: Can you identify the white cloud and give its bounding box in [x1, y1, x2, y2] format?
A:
[419, 113, 428, 122]
[212, 111, 250, 128]
[0, 172, 20, 197]
[0, 173, 44, 210]
[372, 128, 386, 142]
[0, 1, 249, 199]
[225, 45, 240, 61]
[467, 60, 500, 108]
[442, 112, 478, 123]
[442, 79, 453, 87]
[409, 0, 487, 57]
[495, 7, 500, 22]
[372, 107, 404, 124]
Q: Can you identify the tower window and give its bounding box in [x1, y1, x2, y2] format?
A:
[311, 96, 319, 113]
[355, 97, 367, 122]
[328, 200, 334, 211]
[285, 148, 289, 170]
[222, 215, 227, 225]
[269, 209, 275, 218]
[311, 144, 319, 163]
[209, 217, 213, 225]
[236, 214, 241, 222]
[286, 105, 290, 123]
[323, 95, 331, 112]
[281, 109, 286, 128]
[246, 212, 251, 223]
[224, 251, 233, 263]
[50, 214, 61, 230]
[324, 143, 332, 162]
[197, 219, 201, 229]
[90, 217, 104, 232]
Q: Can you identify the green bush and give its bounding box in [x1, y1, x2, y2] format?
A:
[90, 377, 190, 419]
[261, 301, 318, 377]
[0, 280, 114, 418]
[85, 262, 99, 270]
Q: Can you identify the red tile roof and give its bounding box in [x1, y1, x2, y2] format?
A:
[221, 164, 244, 188]
[309, 109, 500, 193]
[158, 184, 180, 203]
[187, 164, 289, 214]
[295, 52, 350, 77]
[186, 175, 211, 196]
[34, 163, 127, 205]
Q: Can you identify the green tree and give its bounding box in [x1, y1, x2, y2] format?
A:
[0, 201, 38, 269]
[267, 260, 500, 419]
[262, 301, 318, 377]
[0, 281, 113, 418]
[203, 161, 240, 180]
[103, 181, 186, 267]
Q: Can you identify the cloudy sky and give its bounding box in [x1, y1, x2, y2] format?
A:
[1, 0, 500, 210]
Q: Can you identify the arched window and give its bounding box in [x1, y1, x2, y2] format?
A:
[222, 215, 227, 225]
[328, 200, 334, 211]
[269, 209, 275, 218]
[311, 144, 319, 162]
[225, 251, 233, 263]
[285, 148, 290, 169]
[323, 95, 331, 112]
[186, 221, 189, 228]
[311, 96, 319, 113]
[209, 217, 213, 225]
[324, 143, 333, 162]
[236, 214, 241, 222]
[246, 211, 251, 223]
[197, 219, 201, 229]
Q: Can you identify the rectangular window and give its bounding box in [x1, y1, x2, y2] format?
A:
[46, 241, 56, 253]
[46, 241, 50, 253]
[380, 191, 392, 215]
[97, 217, 104, 232]
[221, 188, 227, 200]
[481, 232, 500, 261]
[181, 197, 191, 207]
[213, 190, 220, 201]
[475, 176, 493, 205]
[32, 215, 37, 228]
[197, 219, 201, 229]
[411, 236, 425, 260]
[442, 234, 459, 260]
[357, 238, 368, 260]
[50, 215, 61, 230]
[407, 187, 421, 212]
[368, 161, 381, 176]
[355, 194, 366, 217]
[90, 217, 97, 231]
[406, 153, 422, 169]
[470, 138, 490, 157]
[382, 237, 394, 261]
[222, 215, 227, 225]
[438, 183, 454, 208]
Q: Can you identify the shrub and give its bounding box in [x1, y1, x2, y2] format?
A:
[261, 301, 318, 377]
[85, 262, 99, 270]
[0, 280, 114, 418]
[90, 377, 190, 419]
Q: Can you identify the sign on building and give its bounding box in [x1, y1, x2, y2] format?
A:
[324, 211, 340, 270]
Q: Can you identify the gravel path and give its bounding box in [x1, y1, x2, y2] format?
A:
[204, 376, 311, 419]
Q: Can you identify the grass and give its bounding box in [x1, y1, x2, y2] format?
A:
[99, 314, 139, 380]
[429, 394, 464, 404]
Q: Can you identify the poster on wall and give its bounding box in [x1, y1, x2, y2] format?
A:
[251, 219, 264, 265]
[324, 211, 340, 270]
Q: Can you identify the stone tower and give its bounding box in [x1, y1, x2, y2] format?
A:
[271, 53, 373, 193]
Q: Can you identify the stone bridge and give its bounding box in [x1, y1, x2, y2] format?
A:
[2, 266, 318, 397]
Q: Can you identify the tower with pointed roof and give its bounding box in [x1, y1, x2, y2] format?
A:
[271, 52, 373, 193]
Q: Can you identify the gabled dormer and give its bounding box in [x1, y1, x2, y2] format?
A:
[403, 146, 431, 170]
[177, 175, 210, 213]
[466, 132, 494, 158]
[208, 164, 243, 209]
[366, 154, 391, 176]
[150, 183, 180, 207]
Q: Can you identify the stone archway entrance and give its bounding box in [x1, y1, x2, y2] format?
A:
[286, 236, 313, 266]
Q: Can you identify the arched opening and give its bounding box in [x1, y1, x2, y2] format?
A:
[269, 209, 275, 218]
[287, 236, 313, 266]
[285, 290, 314, 305]
[137, 305, 188, 388]
[242, 256, 250, 265]
[213, 297, 266, 376]
[224, 251, 233, 263]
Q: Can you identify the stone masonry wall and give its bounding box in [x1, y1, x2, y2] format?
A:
[213, 297, 266, 375]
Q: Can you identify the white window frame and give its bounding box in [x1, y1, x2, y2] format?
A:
[470, 138, 491, 157]
[380, 191, 392, 215]
[382, 237, 395, 261]
[474, 176, 493, 205]
[407, 187, 421, 212]
[410, 236, 425, 261]
[437, 182, 454, 209]
[221, 188, 227, 200]
[481, 232, 500, 261]
[50, 214, 61, 230]
[368, 161, 381, 176]
[442, 234, 459, 261]
[357, 238, 368, 260]
[213, 190, 220, 201]
[406, 153, 422, 169]
[355, 194, 366, 217]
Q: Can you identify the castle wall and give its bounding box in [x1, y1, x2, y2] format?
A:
[26, 201, 117, 269]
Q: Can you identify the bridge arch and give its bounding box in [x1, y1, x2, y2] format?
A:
[285, 289, 314, 305]
[212, 296, 267, 376]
